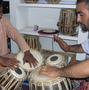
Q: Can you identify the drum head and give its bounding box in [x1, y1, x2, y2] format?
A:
[10, 67, 26, 79]
[30, 68, 62, 83]
[16, 49, 44, 71]
[46, 54, 64, 65]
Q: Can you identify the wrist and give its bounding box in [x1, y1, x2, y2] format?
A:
[24, 50, 31, 55]
[58, 68, 65, 77]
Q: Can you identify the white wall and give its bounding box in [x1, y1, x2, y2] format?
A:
[3, 14, 10, 20]
[28, 8, 60, 29]
[39, 37, 77, 52]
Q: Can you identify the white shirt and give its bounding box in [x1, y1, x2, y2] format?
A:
[82, 39, 89, 54]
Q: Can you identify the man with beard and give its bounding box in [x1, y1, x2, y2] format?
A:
[39, 0, 89, 89]
[0, 0, 38, 70]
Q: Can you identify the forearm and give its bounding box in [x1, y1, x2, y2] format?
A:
[68, 44, 85, 53]
[10, 30, 30, 52]
[59, 59, 89, 78]
[7, 22, 30, 52]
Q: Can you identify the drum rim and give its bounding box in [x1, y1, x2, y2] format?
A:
[29, 68, 71, 86]
[9, 67, 27, 80]
[46, 54, 64, 63]
[15, 49, 44, 71]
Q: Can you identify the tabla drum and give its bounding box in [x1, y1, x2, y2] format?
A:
[29, 68, 71, 90]
[15, 49, 44, 72]
[45, 54, 67, 68]
[0, 67, 26, 90]
[57, 9, 78, 35]
[24, 35, 41, 51]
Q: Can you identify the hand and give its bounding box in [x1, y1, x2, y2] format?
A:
[39, 65, 60, 78]
[0, 57, 20, 70]
[23, 50, 38, 68]
[54, 35, 70, 51]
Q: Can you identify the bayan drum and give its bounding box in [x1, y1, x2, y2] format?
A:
[29, 68, 71, 90]
[58, 9, 78, 35]
[15, 49, 44, 72]
[0, 67, 26, 90]
[45, 54, 67, 68]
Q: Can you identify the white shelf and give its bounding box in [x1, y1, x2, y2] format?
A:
[17, 3, 76, 9]
[19, 26, 78, 40]
[19, 27, 39, 36]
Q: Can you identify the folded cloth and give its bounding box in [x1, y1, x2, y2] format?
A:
[75, 80, 89, 90]
[72, 80, 82, 90]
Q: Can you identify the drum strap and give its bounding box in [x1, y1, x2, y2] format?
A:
[42, 82, 45, 90]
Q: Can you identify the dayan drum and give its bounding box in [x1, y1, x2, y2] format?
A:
[57, 9, 78, 35]
[0, 67, 26, 90]
[45, 54, 67, 68]
[15, 49, 44, 72]
[29, 68, 71, 90]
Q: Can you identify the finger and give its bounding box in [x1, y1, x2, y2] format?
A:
[54, 36, 59, 41]
[28, 59, 38, 68]
[42, 66, 48, 72]
[12, 65, 17, 70]
[39, 66, 45, 73]
[54, 35, 61, 40]
[23, 59, 26, 64]
[9, 61, 19, 69]
[39, 68, 45, 75]
[41, 66, 46, 70]
[12, 63, 19, 68]
[31, 60, 38, 66]
[32, 57, 38, 63]
[39, 71, 44, 75]
[29, 62, 32, 68]
[35, 59, 39, 63]
[39, 66, 48, 73]
[39, 70, 48, 75]
[32, 61, 38, 68]
[39, 69, 42, 74]
[13, 59, 21, 63]
[31, 63, 36, 68]
[8, 65, 16, 70]
[9, 66, 14, 70]
[54, 35, 58, 38]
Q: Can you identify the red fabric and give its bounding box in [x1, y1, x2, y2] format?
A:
[75, 80, 89, 90]
[38, 30, 59, 35]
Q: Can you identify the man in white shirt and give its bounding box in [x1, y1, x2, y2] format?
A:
[39, 0, 89, 81]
